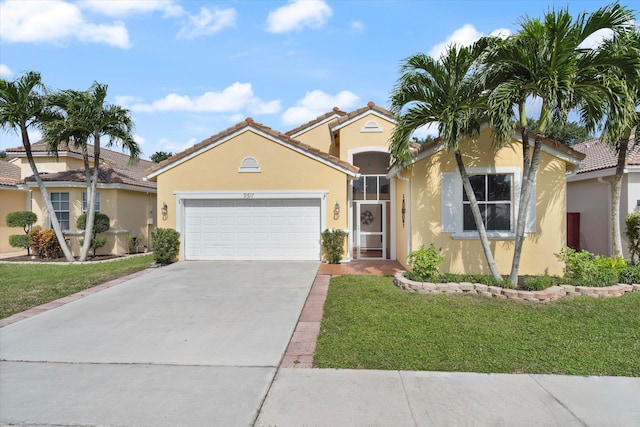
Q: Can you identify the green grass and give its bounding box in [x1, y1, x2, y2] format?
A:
[315, 275, 640, 376]
[0, 255, 154, 319]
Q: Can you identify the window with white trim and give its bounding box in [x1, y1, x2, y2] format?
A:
[50, 192, 70, 230]
[82, 192, 101, 213]
[463, 174, 512, 231]
[442, 167, 535, 238]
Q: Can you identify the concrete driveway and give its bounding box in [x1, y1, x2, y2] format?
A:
[0, 261, 319, 426]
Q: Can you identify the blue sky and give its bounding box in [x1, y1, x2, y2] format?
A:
[1, 0, 637, 160]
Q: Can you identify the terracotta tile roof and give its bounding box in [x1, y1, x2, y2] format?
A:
[329, 101, 397, 130]
[22, 162, 156, 189]
[284, 107, 346, 137]
[0, 159, 22, 187]
[572, 134, 639, 174]
[145, 118, 360, 177]
[6, 140, 156, 190]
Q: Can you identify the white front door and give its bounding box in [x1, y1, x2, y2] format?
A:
[355, 201, 386, 259]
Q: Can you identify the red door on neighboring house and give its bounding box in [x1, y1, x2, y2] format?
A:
[567, 212, 580, 250]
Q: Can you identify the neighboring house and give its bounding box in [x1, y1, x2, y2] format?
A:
[0, 159, 28, 253]
[145, 102, 584, 276]
[567, 136, 640, 257]
[1, 142, 157, 256]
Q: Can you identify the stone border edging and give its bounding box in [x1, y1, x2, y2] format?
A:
[393, 272, 640, 303]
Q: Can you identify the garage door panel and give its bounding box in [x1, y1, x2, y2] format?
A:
[184, 198, 321, 260]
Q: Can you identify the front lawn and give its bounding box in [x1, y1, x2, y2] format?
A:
[314, 275, 640, 376]
[0, 255, 154, 319]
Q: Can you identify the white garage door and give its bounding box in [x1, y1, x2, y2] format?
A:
[183, 199, 321, 260]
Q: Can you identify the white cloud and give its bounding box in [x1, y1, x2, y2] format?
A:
[350, 20, 365, 33]
[579, 28, 614, 49]
[0, 0, 131, 48]
[134, 134, 146, 146]
[0, 64, 13, 77]
[80, 0, 184, 18]
[122, 82, 281, 115]
[177, 7, 236, 39]
[115, 95, 144, 106]
[282, 90, 360, 126]
[429, 24, 511, 59]
[157, 137, 197, 153]
[266, 0, 332, 33]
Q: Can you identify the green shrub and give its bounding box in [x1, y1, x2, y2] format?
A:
[523, 275, 558, 291]
[77, 213, 111, 257]
[626, 212, 640, 264]
[151, 228, 180, 264]
[28, 226, 63, 259]
[405, 244, 445, 282]
[9, 234, 30, 250]
[321, 229, 347, 264]
[556, 247, 624, 287]
[618, 264, 640, 284]
[6, 210, 37, 255]
[6, 211, 37, 230]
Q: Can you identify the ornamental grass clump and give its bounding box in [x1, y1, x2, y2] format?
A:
[406, 244, 444, 282]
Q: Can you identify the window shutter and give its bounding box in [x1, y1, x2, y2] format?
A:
[525, 179, 536, 233]
[442, 172, 457, 232]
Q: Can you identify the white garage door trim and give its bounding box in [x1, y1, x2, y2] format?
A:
[175, 191, 329, 260]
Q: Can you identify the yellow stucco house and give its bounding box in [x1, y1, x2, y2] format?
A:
[145, 102, 584, 275]
[1, 142, 157, 256]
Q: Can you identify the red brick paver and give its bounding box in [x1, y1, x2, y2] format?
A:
[280, 260, 405, 368]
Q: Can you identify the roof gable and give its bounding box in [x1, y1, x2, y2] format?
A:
[285, 107, 346, 138]
[329, 102, 397, 132]
[145, 118, 359, 179]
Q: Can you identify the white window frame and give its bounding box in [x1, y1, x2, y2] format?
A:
[442, 167, 536, 240]
[82, 192, 101, 213]
[50, 192, 70, 230]
[462, 173, 512, 232]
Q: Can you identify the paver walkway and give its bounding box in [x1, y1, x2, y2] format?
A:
[281, 260, 404, 368]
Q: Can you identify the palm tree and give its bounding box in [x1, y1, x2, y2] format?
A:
[43, 82, 140, 261]
[596, 29, 640, 257]
[486, 3, 637, 285]
[390, 41, 504, 281]
[0, 71, 75, 261]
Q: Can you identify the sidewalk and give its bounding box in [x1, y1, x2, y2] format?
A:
[256, 369, 640, 426]
[272, 262, 640, 426]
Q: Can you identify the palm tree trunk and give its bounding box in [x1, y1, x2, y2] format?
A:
[21, 127, 74, 262]
[611, 138, 628, 258]
[455, 150, 502, 281]
[508, 134, 542, 286]
[79, 136, 100, 261]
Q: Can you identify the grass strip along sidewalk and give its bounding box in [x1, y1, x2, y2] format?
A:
[0, 255, 154, 319]
[314, 275, 640, 377]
